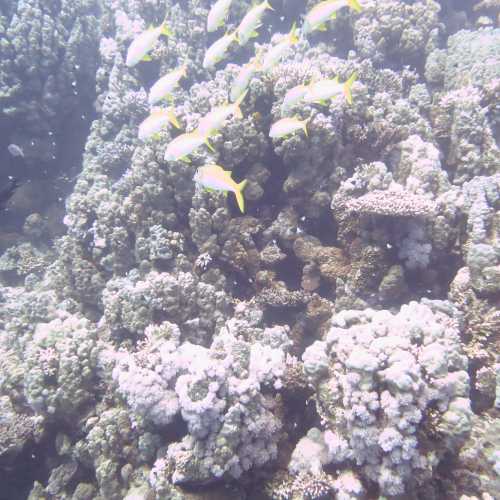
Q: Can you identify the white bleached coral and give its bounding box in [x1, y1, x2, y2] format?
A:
[300, 300, 472, 496]
[110, 301, 290, 487]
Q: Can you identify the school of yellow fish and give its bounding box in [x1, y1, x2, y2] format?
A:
[127, 0, 363, 213]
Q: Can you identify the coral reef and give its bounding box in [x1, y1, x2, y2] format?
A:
[0, 0, 498, 499]
[300, 300, 472, 496]
[0, 0, 100, 162]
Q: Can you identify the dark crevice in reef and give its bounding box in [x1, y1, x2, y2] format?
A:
[434, 137, 455, 183]
[314, 277, 336, 303]
[273, 252, 303, 291]
[302, 210, 339, 247]
[159, 413, 189, 444]
[0, 421, 59, 500]
[221, 264, 256, 301]
[254, 150, 291, 217]
[268, 0, 304, 33]
[261, 302, 306, 332]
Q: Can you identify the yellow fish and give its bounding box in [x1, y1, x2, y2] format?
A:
[303, 0, 362, 35]
[281, 83, 309, 115]
[203, 31, 237, 70]
[230, 56, 260, 103]
[194, 164, 248, 213]
[126, 22, 173, 67]
[261, 23, 299, 72]
[207, 0, 233, 32]
[303, 72, 357, 105]
[269, 116, 310, 138]
[237, 0, 273, 46]
[148, 65, 187, 105]
[138, 108, 180, 140]
[164, 131, 215, 162]
[197, 91, 247, 136]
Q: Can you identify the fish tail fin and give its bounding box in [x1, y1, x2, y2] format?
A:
[161, 22, 173, 37]
[343, 72, 357, 105]
[235, 179, 248, 213]
[347, 0, 363, 13]
[168, 111, 181, 129]
[302, 116, 311, 137]
[289, 22, 299, 44]
[205, 137, 216, 153]
[233, 90, 248, 119]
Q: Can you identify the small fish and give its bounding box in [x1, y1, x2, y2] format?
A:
[207, 0, 233, 32]
[237, 0, 274, 46]
[269, 116, 310, 138]
[164, 131, 215, 162]
[148, 65, 187, 105]
[303, 72, 357, 105]
[7, 143, 24, 158]
[126, 21, 173, 67]
[203, 31, 237, 70]
[194, 164, 248, 213]
[197, 91, 247, 136]
[230, 56, 260, 103]
[138, 108, 180, 141]
[281, 83, 309, 115]
[261, 23, 299, 72]
[302, 0, 362, 35]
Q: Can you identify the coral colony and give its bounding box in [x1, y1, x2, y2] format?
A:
[0, 0, 499, 499]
